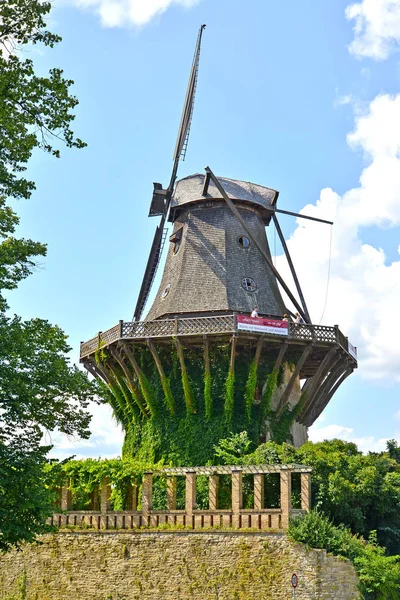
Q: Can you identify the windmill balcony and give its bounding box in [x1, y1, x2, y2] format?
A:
[80, 314, 357, 432]
[80, 313, 357, 367]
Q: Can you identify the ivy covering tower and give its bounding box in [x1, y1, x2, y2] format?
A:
[80, 26, 357, 465]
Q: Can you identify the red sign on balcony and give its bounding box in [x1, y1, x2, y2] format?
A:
[237, 315, 288, 336]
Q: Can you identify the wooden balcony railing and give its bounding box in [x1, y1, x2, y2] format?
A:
[80, 314, 357, 361]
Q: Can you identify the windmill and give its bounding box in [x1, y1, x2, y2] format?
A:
[80, 26, 357, 461]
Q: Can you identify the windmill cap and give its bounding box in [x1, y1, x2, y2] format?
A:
[170, 173, 279, 225]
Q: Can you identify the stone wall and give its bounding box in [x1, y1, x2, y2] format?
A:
[0, 531, 359, 600]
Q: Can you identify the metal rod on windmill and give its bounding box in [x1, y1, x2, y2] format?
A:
[133, 24, 206, 322]
[204, 166, 312, 324]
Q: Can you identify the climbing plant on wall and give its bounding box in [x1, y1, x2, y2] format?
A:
[95, 337, 305, 466]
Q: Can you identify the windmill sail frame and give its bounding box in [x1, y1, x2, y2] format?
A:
[133, 25, 206, 322]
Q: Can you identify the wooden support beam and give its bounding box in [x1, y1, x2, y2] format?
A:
[301, 359, 348, 426]
[205, 166, 310, 324]
[83, 360, 106, 384]
[323, 367, 353, 406]
[203, 335, 210, 378]
[202, 171, 211, 196]
[273, 341, 289, 373]
[299, 348, 338, 418]
[306, 367, 353, 426]
[106, 356, 141, 422]
[254, 338, 264, 367]
[88, 359, 113, 387]
[110, 347, 148, 416]
[174, 337, 196, 413]
[306, 357, 345, 415]
[275, 345, 312, 417]
[275, 207, 333, 225]
[203, 335, 212, 418]
[121, 342, 155, 415]
[147, 339, 175, 414]
[272, 213, 311, 323]
[229, 334, 238, 374]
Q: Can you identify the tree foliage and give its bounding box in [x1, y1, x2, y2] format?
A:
[289, 511, 400, 600]
[0, 0, 97, 552]
[0, 0, 86, 201]
[215, 434, 400, 556]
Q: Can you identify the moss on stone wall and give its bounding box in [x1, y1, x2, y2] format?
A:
[0, 532, 359, 600]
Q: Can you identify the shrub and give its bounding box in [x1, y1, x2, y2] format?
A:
[289, 510, 400, 599]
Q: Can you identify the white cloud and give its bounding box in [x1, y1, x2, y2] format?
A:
[47, 403, 124, 460]
[62, 0, 200, 28]
[309, 420, 394, 453]
[346, 0, 400, 60]
[275, 93, 400, 381]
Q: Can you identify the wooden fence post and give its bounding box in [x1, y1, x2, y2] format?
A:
[280, 468, 292, 528]
[100, 478, 111, 513]
[301, 472, 311, 512]
[232, 470, 243, 528]
[254, 474, 264, 510]
[209, 475, 219, 511]
[166, 477, 177, 510]
[185, 471, 196, 526]
[142, 472, 153, 521]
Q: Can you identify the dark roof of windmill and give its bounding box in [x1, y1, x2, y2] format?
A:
[170, 173, 279, 224]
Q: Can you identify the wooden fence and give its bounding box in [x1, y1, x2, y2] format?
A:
[51, 465, 311, 532]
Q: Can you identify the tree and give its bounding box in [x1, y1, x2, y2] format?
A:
[0, 0, 86, 201]
[214, 435, 400, 555]
[0, 0, 99, 552]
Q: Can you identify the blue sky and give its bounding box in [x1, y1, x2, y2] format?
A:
[9, 0, 400, 457]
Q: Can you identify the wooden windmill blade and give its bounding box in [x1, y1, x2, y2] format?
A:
[133, 224, 167, 322]
[132, 25, 206, 322]
[171, 24, 206, 177]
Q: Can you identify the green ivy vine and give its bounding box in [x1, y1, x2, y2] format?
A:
[261, 370, 278, 418]
[224, 370, 235, 423]
[244, 358, 258, 421]
[204, 371, 212, 420]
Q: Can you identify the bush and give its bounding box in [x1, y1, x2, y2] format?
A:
[289, 510, 400, 599]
